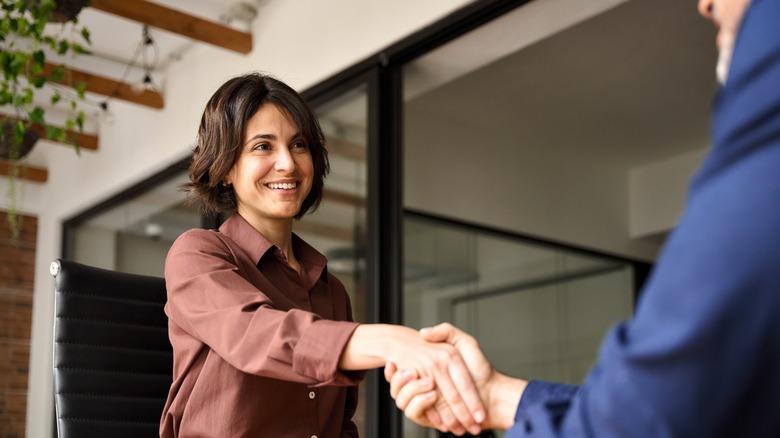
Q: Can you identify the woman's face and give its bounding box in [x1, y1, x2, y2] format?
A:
[225, 103, 314, 228]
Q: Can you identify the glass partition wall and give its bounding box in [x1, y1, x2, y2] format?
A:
[64, 164, 198, 277]
[297, 85, 371, 433]
[403, 213, 635, 437]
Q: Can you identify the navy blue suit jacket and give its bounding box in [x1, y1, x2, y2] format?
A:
[508, 1, 780, 436]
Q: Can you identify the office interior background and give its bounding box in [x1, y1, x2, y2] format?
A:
[0, 0, 717, 436]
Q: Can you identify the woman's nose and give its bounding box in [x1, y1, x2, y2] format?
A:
[274, 148, 296, 172]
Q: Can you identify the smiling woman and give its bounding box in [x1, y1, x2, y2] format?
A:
[160, 72, 487, 437]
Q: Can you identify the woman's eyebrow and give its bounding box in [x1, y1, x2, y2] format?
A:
[244, 131, 302, 145]
[244, 133, 275, 145]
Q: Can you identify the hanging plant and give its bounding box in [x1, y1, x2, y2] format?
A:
[0, 0, 92, 238]
[49, 0, 90, 23]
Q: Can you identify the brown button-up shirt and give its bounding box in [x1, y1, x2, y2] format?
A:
[160, 214, 364, 437]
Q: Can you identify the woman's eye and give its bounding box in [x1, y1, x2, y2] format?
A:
[291, 141, 308, 150]
[253, 143, 270, 151]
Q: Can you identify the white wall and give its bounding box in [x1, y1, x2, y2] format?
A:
[20, 1, 476, 436]
[404, 104, 667, 262]
[629, 148, 709, 238]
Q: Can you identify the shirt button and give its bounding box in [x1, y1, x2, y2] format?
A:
[309, 391, 316, 399]
[311, 435, 317, 438]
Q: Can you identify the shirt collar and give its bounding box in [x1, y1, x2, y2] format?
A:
[219, 213, 329, 285]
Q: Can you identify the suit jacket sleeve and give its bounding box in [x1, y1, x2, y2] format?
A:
[508, 1, 780, 436]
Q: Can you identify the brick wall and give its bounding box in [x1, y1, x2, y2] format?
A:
[0, 213, 37, 438]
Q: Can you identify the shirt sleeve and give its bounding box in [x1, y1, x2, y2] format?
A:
[164, 228, 361, 387]
[507, 1, 780, 436]
[340, 281, 363, 436]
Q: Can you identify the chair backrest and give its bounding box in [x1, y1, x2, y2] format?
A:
[51, 259, 172, 438]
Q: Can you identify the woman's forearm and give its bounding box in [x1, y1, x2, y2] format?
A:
[338, 324, 417, 370]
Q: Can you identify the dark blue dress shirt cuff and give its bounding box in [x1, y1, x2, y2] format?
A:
[514, 380, 580, 425]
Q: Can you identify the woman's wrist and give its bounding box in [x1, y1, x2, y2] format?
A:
[339, 324, 410, 370]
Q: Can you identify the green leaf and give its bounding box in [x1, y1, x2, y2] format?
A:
[32, 49, 45, 68]
[74, 81, 87, 99]
[81, 27, 91, 45]
[10, 52, 29, 75]
[57, 40, 69, 55]
[71, 43, 87, 55]
[76, 111, 86, 131]
[33, 19, 46, 35]
[13, 87, 33, 106]
[46, 125, 62, 140]
[29, 62, 44, 76]
[28, 107, 45, 125]
[30, 75, 46, 88]
[42, 36, 56, 50]
[45, 125, 64, 142]
[0, 90, 12, 105]
[14, 120, 25, 144]
[50, 65, 65, 82]
[50, 92, 62, 105]
[15, 17, 28, 35]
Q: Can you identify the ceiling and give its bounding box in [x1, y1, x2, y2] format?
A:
[406, 0, 718, 169]
[68, 0, 258, 79]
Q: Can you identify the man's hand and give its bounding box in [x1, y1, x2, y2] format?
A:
[386, 323, 527, 432]
[341, 324, 485, 434]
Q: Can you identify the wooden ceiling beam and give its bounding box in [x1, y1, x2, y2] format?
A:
[0, 115, 98, 151]
[0, 161, 48, 183]
[90, 0, 253, 54]
[43, 62, 164, 109]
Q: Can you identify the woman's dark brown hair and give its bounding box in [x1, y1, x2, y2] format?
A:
[184, 72, 329, 219]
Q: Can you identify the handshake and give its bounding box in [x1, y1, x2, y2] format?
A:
[383, 323, 527, 436]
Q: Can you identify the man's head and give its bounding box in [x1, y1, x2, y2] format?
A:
[698, 0, 753, 84]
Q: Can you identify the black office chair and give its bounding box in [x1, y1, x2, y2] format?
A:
[51, 259, 172, 438]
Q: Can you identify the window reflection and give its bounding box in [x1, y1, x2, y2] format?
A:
[68, 171, 199, 276]
[298, 86, 370, 434]
[403, 213, 634, 438]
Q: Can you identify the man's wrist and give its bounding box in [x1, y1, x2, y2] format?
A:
[486, 372, 527, 430]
